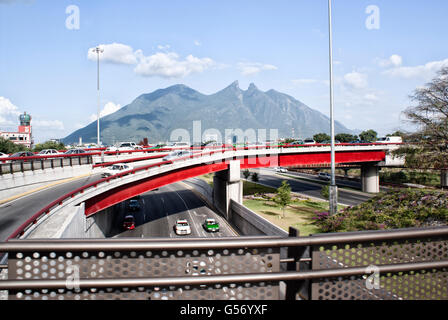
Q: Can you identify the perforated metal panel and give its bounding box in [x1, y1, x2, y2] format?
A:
[311, 237, 448, 300]
[8, 247, 280, 300]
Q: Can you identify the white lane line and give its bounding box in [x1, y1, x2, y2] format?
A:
[167, 184, 204, 237]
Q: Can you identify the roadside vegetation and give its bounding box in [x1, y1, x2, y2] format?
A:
[0, 137, 29, 154]
[314, 189, 448, 233]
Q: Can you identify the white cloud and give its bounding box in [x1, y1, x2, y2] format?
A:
[157, 44, 171, 51]
[343, 72, 368, 89]
[378, 54, 403, 68]
[383, 58, 448, 79]
[194, 40, 202, 46]
[238, 62, 278, 76]
[0, 96, 21, 126]
[87, 43, 138, 65]
[89, 102, 122, 122]
[134, 52, 215, 78]
[364, 93, 379, 102]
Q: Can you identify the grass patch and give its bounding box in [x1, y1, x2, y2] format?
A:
[243, 198, 328, 236]
[243, 180, 277, 195]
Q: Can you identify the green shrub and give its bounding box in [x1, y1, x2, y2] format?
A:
[313, 189, 448, 233]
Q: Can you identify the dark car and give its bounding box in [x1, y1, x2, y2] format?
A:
[350, 140, 369, 144]
[123, 215, 135, 230]
[8, 151, 35, 162]
[128, 199, 141, 211]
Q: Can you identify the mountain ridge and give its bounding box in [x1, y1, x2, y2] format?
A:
[62, 81, 352, 145]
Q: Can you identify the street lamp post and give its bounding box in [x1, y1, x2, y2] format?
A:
[328, 0, 338, 215]
[92, 46, 104, 147]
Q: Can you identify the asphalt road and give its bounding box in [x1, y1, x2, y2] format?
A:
[0, 172, 103, 241]
[111, 182, 237, 238]
[0, 161, 161, 241]
[256, 168, 374, 206]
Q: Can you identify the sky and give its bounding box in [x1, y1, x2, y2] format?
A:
[1, 0, 448, 143]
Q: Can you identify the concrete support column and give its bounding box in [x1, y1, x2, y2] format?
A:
[213, 160, 243, 220]
[361, 164, 380, 193]
[441, 170, 448, 188]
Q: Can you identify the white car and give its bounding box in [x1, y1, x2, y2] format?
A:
[174, 219, 192, 235]
[275, 167, 288, 173]
[318, 172, 331, 181]
[376, 136, 403, 144]
[304, 139, 316, 145]
[163, 150, 192, 161]
[0, 152, 9, 159]
[102, 163, 133, 177]
[38, 149, 61, 156]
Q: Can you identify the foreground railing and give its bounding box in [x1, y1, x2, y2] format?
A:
[0, 226, 446, 300]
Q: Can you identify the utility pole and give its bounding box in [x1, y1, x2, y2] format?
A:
[328, 0, 338, 215]
[92, 46, 104, 147]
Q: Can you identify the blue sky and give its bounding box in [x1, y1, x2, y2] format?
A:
[1, 0, 448, 143]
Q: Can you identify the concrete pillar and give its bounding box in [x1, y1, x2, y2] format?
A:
[441, 170, 448, 188]
[361, 164, 380, 193]
[213, 160, 243, 220]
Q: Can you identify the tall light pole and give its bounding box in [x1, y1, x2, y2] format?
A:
[92, 46, 104, 147]
[328, 0, 338, 215]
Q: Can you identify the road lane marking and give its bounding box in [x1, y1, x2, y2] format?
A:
[0, 172, 93, 206]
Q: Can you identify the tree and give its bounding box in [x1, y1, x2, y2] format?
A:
[33, 141, 65, 152]
[273, 180, 292, 218]
[359, 130, 378, 142]
[251, 172, 259, 182]
[321, 184, 330, 200]
[0, 137, 28, 154]
[243, 169, 251, 179]
[313, 133, 331, 143]
[335, 133, 358, 143]
[394, 67, 448, 169]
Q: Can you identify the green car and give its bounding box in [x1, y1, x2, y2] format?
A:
[203, 218, 220, 232]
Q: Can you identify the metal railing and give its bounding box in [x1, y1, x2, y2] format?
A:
[0, 226, 446, 300]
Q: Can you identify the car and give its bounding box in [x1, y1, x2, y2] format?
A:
[37, 149, 62, 157]
[0, 152, 9, 159]
[105, 146, 118, 152]
[202, 218, 220, 232]
[102, 163, 133, 177]
[162, 150, 192, 161]
[304, 139, 316, 145]
[289, 140, 304, 146]
[320, 140, 341, 145]
[318, 172, 332, 181]
[174, 219, 192, 235]
[64, 148, 87, 155]
[123, 215, 135, 230]
[128, 199, 141, 211]
[8, 151, 35, 162]
[166, 142, 190, 150]
[376, 136, 403, 144]
[275, 167, 288, 173]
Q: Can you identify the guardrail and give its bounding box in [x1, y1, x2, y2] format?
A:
[5, 143, 398, 241]
[0, 226, 446, 300]
[0, 155, 93, 175]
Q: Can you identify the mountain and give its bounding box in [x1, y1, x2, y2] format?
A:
[62, 81, 352, 145]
